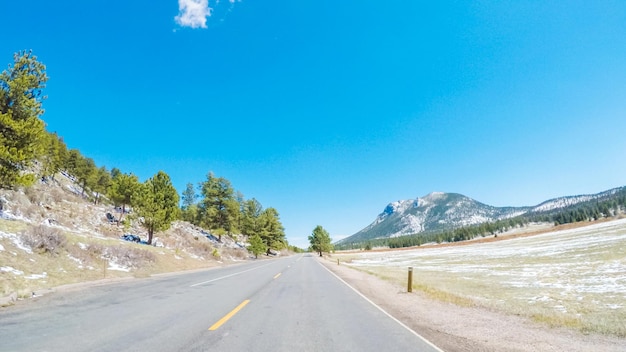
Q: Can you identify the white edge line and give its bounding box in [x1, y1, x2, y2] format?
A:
[318, 261, 445, 352]
[190, 262, 274, 287]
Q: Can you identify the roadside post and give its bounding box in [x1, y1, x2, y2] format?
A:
[408, 267, 413, 292]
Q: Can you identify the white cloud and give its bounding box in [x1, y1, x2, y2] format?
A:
[175, 0, 212, 29]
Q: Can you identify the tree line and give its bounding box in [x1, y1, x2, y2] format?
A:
[527, 190, 626, 225]
[0, 50, 288, 253]
[179, 173, 287, 256]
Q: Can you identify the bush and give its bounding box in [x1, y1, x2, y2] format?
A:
[222, 247, 247, 260]
[23, 204, 45, 221]
[103, 245, 156, 268]
[190, 240, 214, 257]
[49, 187, 67, 204]
[83, 243, 155, 269]
[20, 225, 67, 255]
[24, 186, 44, 205]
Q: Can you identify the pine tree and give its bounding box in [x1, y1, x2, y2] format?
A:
[240, 198, 263, 237]
[199, 172, 239, 241]
[108, 171, 140, 223]
[40, 132, 68, 181]
[75, 156, 96, 197]
[259, 207, 286, 253]
[92, 166, 111, 205]
[309, 225, 333, 257]
[133, 171, 180, 244]
[0, 51, 48, 188]
[181, 182, 197, 209]
[180, 182, 199, 223]
[247, 234, 267, 259]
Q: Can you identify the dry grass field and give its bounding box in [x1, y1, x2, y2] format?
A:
[333, 219, 626, 337]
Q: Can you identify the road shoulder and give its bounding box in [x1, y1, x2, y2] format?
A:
[319, 257, 625, 352]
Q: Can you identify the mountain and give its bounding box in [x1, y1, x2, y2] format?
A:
[338, 187, 626, 245]
[529, 187, 624, 213]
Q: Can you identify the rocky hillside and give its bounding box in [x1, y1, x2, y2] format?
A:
[340, 187, 626, 244]
[0, 173, 260, 306]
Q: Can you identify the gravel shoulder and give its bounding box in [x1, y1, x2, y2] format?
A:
[319, 257, 625, 352]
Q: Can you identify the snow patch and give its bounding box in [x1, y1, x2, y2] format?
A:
[108, 261, 130, 272]
[0, 210, 31, 222]
[532, 196, 593, 212]
[1, 266, 24, 275]
[25, 272, 47, 280]
[422, 192, 446, 202]
[0, 231, 32, 253]
[67, 254, 82, 265]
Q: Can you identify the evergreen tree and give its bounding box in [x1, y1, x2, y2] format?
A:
[199, 172, 239, 241]
[239, 199, 286, 254]
[108, 171, 140, 223]
[180, 182, 198, 223]
[259, 207, 286, 253]
[247, 234, 266, 259]
[63, 149, 96, 196]
[240, 198, 263, 237]
[92, 166, 111, 205]
[0, 51, 48, 188]
[40, 132, 68, 181]
[309, 225, 333, 257]
[75, 155, 96, 196]
[110, 167, 121, 180]
[65, 149, 80, 176]
[133, 171, 180, 244]
[181, 182, 197, 209]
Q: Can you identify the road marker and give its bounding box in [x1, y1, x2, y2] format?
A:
[209, 300, 251, 331]
[273, 273, 281, 279]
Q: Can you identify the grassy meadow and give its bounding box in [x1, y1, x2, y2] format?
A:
[333, 219, 626, 337]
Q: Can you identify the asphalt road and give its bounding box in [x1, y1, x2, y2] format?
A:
[0, 254, 442, 352]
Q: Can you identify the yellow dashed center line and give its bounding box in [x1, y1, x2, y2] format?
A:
[208, 300, 250, 331]
[273, 273, 282, 279]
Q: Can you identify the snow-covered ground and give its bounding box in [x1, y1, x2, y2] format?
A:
[345, 219, 626, 329]
[0, 231, 33, 253]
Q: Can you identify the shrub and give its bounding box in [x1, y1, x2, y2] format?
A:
[49, 187, 66, 204]
[23, 204, 44, 221]
[20, 225, 67, 255]
[222, 247, 247, 260]
[24, 186, 44, 205]
[11, 191, 30, 214]
[88, 243, 155, 269]
[86, 243, 104, 258]
[190, 240, 214, 257]
[103, 245, 156, 268]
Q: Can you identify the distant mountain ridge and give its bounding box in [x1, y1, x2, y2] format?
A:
[338, 187, 626, 245]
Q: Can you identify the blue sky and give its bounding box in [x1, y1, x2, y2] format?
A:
[3, 1, 626, 248]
